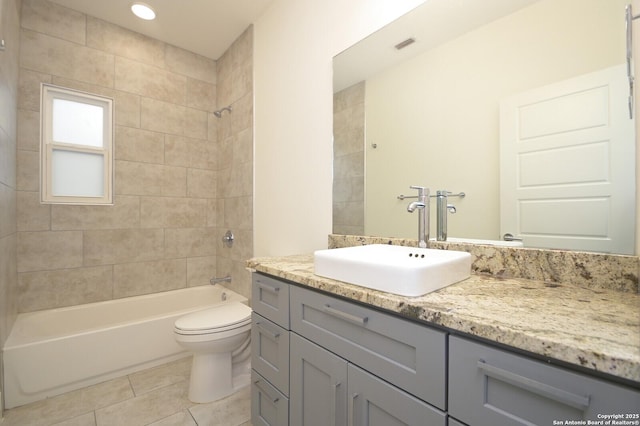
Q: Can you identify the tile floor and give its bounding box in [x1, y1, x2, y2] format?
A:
[1, 357, 252, 426]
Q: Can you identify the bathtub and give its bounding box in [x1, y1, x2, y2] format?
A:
[3, 285, 247, 409]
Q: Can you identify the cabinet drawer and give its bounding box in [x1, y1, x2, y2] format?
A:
[252, 273, 290, 328]
[251, 313, 290, 395]
[447, 417, 467, 426]
[251, 370, 289, 426]
[449, 336, 640, 426]
[349, 364, 447, 426]
[290, 285, 447, 409]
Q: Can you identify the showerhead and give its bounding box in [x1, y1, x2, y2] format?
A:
[213, 106, 233, 118]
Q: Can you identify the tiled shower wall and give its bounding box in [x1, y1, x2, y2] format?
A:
[333, 81, 365, 235]
[0, 0, 22, 379]
[15, 0, 253, 312]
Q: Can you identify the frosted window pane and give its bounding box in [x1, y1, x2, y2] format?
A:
[52, 99, 104, 148]
[52, 150, 104, 197]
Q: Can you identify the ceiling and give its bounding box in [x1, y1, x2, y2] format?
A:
[49, 0, 274, 60]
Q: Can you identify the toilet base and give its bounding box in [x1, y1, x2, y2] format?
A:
[187, 353, 251, 403]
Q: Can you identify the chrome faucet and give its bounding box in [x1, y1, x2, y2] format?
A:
[407, 185, 429, 248]
[436, 190, 457, 241]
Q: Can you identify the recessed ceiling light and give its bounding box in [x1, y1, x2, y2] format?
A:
[131, 3, 156, 20]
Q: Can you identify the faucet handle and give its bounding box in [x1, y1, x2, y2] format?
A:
[409, 185, 429, 197]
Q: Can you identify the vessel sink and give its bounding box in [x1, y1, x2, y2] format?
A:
[314, 244, 472, 297]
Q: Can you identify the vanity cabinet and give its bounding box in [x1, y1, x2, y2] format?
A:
[448, 336, 640, 426]
[251, 274, 291, 426]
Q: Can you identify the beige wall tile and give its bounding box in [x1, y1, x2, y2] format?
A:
[18, 69, 50, 112]
[83, 228, 164, 266]
[0, 128, 16, 187]
[113, 259, 186, 298]
[115, 57, 186, 105]
[51, 195, 140, 230]
[21, 0, 86, 45]
[18, 266, 113, 311]
[17, 230, 83, 272]
[184, 108, 208, 140]
[0, 183, 16, 239]
[115, 126, 164, 164]
[17, 108, 39, 152]
[16, 149, 39, 191]
[164, 136, 211, 170]
[115, 161, 187, 197]
[223, 196, 252, 231]
[86, 17, 165, 69]
[187, 256, 216, 287]
[17, 190, 50, 231]
[165, 45, 216, 84]
[207, 199, 220, 228]
[140, 197, 207, 229]
[187, 168, 216, 199]
[160, 165, 187, 197]
[165, 227, 216, 258]
[20, 29, 115, 88]
[186, 78, 216, 112]
[140, 97, 185, 135]
[0, 234, 18, 342]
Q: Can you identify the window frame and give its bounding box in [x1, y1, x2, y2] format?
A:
[40, 84, 114, 205]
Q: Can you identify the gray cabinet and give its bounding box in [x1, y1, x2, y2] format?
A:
[448, 336, 640, 426]
[290, 333, 348, 426]
[290, 285, 447, 409]
[447, 418, 467, 426]
[252, 370, 289, 426]
[251, 273, 291, 426]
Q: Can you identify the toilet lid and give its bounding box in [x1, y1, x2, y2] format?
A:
[174, 302, 252, 332]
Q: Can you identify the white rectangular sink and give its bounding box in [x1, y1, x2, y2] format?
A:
[314, 244, 471, 297]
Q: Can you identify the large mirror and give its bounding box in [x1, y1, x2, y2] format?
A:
[332, 0, 637, 255]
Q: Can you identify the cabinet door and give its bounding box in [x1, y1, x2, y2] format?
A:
[447, 418, 467, 426]
[252, 313, 290, 395]
[252, 370, 289, 426]
[290, 333, 348, 426]
[449, 336, 640, 426]
[348, 364, 447, 426]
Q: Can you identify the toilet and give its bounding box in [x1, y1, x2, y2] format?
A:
[174, 302, 252, 403]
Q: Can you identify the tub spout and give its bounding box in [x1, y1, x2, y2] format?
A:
[210, 276, 231, 285]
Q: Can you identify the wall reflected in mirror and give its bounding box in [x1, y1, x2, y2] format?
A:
[332, 0, 637, 255]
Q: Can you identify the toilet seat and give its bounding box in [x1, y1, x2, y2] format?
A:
[174, 302, 252, 336]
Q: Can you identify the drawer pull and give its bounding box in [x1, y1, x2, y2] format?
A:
[257, 280, 280, 294]
[324, 305, 369, 326]
[256, 322, 281, 340]
[477, 360, 590, 410]
[348, 392, 359, 426]
[254, 379, 280, 404]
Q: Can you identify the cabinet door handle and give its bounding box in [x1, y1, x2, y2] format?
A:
[348, 392, 359, 426]
[257, 280, 280, 294]
[255, 322, 280, 340]
[253, 379, 280, 404]
[331, 382, 341, 424]
[324, 305, 368, 326]
[477, 360, 590, 410]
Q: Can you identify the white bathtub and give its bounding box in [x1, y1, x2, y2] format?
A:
[3, 285, 248, 409]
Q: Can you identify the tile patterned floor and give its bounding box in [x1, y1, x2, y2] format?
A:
[1, 357, 251, 426]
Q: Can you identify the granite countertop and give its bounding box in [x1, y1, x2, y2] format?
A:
[247, 254, 640, 385]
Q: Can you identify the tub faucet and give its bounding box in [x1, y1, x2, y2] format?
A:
[407, 185, 429, 248]
[436, 190, 457, 241]
[210, 276, 231, 285]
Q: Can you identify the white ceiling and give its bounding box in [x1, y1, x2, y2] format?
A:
[49, 0, 274, 60]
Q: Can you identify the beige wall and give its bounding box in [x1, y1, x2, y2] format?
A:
[364, 0, 629, 241]
[253, 0, 425, 256]
[0, 0, 22, 407]
[15, 0, 253, 312]
[333, 82, 365, 236]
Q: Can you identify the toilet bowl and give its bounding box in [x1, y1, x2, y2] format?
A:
[174, 302, 252, 403]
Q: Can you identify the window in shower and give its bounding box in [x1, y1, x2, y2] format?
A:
[40, 84, 114, 204]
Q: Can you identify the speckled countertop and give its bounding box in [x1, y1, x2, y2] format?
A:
[247, 254, 640, 386]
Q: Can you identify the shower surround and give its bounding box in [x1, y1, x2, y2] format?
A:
[15, 0, 254, 313]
